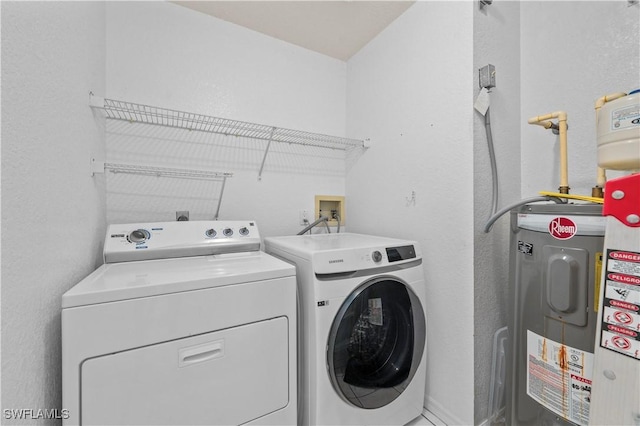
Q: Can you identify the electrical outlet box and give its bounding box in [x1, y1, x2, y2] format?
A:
[479, 64, 496, 89]
[315, 195, 345, 226]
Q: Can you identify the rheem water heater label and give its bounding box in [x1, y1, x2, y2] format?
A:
[526, 331, 594, 426]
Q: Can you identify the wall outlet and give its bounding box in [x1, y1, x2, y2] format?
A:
[299, 210, 310, 226]
[176, 211, 189, 221]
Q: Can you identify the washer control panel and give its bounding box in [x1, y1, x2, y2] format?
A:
[104, 220, 260, 263]
[313, 244, 419, 274]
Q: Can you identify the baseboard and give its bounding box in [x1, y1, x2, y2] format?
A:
[421, 408, 447, 426]
[423, 397, 466, 425]
[477, 407, 506, 426]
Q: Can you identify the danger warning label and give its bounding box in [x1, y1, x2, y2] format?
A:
[599, 249, 640, 360]
[527, 331, 593, 426]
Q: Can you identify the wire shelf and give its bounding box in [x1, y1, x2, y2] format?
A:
[104, 163, 233, 181]
[103, 163, 232, 220]
[91, 95, 365, 151]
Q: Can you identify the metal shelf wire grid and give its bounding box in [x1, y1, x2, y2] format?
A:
[95, 97, 365, 151]
[103, 163, 232, 220]
[104, 163, 233, 181]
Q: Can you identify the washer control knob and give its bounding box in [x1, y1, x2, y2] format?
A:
[372, 250, 383, 263]
[239, 227, 250, 236]
[129, 229, 149, 243]
[205, 228, 217, 238]
[223, 228, 234, 237]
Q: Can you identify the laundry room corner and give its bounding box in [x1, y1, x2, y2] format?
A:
[472, 1, 522, 425]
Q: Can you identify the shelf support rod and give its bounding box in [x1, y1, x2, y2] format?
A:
[214, 175, 228, 220]
[257, 127, 277, 181]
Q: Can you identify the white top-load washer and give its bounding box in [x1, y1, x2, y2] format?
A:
[62, 221, 296, 426]
[264, 233, 427, 426]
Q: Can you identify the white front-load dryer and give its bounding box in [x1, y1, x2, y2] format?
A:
[264, 233, 427, 426]
[62, 221, 297, 426]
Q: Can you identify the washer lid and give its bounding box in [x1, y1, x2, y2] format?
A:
[62, 251, 295, 308]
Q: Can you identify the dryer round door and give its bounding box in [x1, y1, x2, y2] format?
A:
[327, 277, 426, 409]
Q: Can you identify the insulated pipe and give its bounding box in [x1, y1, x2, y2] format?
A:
[485, 109, 499, 217]
[594, 92, 627, 111]
[528, 111, 570, 194]
[593, 93, 627, 196]
[483, 196, 566, 233]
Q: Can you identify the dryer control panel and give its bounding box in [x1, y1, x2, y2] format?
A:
[104, 220, 260, 263]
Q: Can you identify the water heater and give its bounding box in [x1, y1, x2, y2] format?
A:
[506, 204, 605, 426]
[596, 89, 640, 171]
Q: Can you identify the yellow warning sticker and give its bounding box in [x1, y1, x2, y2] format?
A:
[594, 252, 603, 312]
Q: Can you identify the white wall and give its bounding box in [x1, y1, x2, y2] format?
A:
[346, 2, 475, 424]
[473, 1, 521, 424]
[1, 2, 106, 423]
[105, 2, 351, 237]
[521, 1, 640, 197]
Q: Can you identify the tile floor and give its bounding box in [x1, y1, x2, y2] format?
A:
[406, 409, 447, 426]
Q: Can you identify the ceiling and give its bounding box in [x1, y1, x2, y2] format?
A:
[173, 1, 415, 61]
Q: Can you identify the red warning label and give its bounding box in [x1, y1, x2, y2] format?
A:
[610, 251, 640, 263]
[601, 331, 639, 359]
[613, 310, 634, 325]
[612, 336, 631, 350]
[600, 249, 640, 361]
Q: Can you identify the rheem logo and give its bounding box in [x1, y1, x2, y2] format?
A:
[549, 217, 577, 240]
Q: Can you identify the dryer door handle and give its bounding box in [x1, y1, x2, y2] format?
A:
[178, 339, 224, 367]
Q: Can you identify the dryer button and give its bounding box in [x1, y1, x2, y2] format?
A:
[372, 251, 382, 263]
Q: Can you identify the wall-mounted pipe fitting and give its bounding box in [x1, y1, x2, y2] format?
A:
[528, 111, 570, 194]
[592, 185, 604, 199]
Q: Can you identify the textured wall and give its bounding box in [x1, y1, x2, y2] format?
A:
[521, 1, 640, 197]
[346, 2, 475, 424]
[1, 2, 106, 423]
[472, 1, 521, 424]
[105, 2, 351, 237]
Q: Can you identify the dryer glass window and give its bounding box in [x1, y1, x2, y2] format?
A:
[327, 278, 425, 409]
